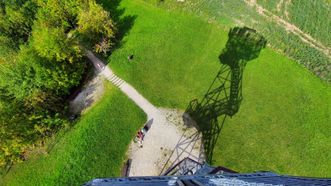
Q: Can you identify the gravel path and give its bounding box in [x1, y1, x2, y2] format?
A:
[86, 51, 203, 176]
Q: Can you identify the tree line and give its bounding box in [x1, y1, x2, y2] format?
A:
[0, 0, 116, 169]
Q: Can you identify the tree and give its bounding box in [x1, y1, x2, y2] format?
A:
[35, 0, 83, 29]
[77, 1, 116, 54]
[4, 45, 85, 100]
[0, 88, 35, 168]
[0, 35, 17, 66]
[32, 26, 82, 62]
[0, 0, 38, 45]
[0, 0, 116, 168]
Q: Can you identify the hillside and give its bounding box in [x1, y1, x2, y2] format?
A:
[147, 0, 331, 83]
[0, 0, 330, 184]
[108, 0, 331, 176]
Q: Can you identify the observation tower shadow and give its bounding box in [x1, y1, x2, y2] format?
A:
[183, 26, 267, 164]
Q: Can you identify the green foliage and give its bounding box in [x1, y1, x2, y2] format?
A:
[0, 44, 84, 169]
[0, 35, 17, 66]
[1, 83, 146, 185]
[31, 0, 84, 62]
[32, 26, 82, 62]
[77, 1, 116, 53]
[2, 45, 84, 100]
[0, 0, 38, 45]
[0, 97, 37, 170]
[35, 0, 80, 29]
[0, 0, 115, 169]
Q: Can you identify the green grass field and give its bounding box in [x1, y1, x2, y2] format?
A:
[143, 0, 331, 83]
[107, 0, 331, 177]
[0, 82, 146, 185]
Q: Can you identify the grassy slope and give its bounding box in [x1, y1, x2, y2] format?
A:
[0, 82, 146, 185]
[216, 50, 331, 176]
[152, 0, 331, 83]
[109, 0, 227, 108]
[109, 0, 331, 177]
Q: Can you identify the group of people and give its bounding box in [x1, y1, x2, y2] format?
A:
[134, 119, 153, 148]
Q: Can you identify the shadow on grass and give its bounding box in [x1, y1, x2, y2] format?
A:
[97, 0, 137, 55]
[184, 27, 267, 164]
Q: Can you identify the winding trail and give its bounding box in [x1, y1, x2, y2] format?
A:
[86, 51, 203, 176]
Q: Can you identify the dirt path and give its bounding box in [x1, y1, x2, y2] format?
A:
[86, 51, 203, 176]
[69, 74, 105, 115]
[245, 0, 331, 58]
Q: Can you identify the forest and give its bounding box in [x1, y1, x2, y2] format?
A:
[0, 0, 115, 169]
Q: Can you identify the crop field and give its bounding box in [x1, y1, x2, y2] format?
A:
[257, 0, 331, 48]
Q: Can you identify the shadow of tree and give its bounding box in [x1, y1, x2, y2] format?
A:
[97, 0, 137, 52]
[184, 27, 267, 164]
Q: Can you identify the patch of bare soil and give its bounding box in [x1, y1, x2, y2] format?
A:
[284, 0, 291, 19]
[127, 108, 203, 176]
[69, 72, 105, 115]
[276, 0, 284, 13]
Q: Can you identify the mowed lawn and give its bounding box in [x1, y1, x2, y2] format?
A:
[0, 83, 146, 185]
[107, 0, 331, 177]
